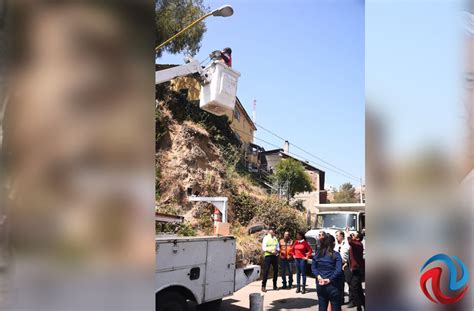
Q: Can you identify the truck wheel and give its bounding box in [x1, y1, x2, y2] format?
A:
[196, 298, 222, 311]
[156, 291, 187, 311]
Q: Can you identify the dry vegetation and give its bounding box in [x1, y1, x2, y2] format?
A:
[156, 89, 308, 263]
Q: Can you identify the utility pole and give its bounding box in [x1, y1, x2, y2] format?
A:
[252, 99, 257, 124]
[359, 177, 364, 203]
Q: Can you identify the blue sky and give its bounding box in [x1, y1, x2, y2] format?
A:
[159, 0, 365, 188]
[366, 0, 466, 163]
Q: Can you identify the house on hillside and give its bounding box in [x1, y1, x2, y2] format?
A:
[156, 64, 262, 171]
[262, 144, 327, 206]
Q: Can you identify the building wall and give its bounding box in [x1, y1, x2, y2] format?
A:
[265, 152, 323, 191]
[170, 76, 201, 102]
[293, 192, 321, 213]
[265, 153, 282, 173]
[245, 144, 265, 171]
[306, 170, 320, 192]
[225, 103, 255, 147]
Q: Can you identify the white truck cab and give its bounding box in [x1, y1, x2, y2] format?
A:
[305, 203, 365, 263]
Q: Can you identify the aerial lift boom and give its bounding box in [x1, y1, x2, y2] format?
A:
[155, 57, 204, 85]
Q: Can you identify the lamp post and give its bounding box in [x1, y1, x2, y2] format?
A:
[155, 4, 233, 53]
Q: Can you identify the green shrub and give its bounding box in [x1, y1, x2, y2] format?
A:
[254, 196, 308, 237]
[177, 222, 197, 236]
[231, 192, 258, 226]
[193, 203, 213, 232]
[156, 221, 197, 236]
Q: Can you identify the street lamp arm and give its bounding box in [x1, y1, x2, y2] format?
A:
[155, 12, 212, 53]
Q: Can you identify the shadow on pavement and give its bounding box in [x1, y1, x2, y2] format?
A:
[268, 297, 318, 310]
[221, 298, 249, 311]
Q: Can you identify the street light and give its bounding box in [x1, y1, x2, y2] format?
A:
[156, 4, 234, 53]
[211, 5, 234, 17]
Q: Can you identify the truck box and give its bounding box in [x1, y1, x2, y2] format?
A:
[156, 235, 259, 309]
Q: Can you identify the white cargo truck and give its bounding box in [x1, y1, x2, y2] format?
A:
[305, 203, 365, 265]
[156, 235, 260, 311]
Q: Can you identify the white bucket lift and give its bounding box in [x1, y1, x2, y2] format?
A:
[155, 57, 240, 116]
[199, 62, 240, 116]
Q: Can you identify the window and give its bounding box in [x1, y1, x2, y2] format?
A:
[316, 213, 357, 230]
[233, 108, 241, 121]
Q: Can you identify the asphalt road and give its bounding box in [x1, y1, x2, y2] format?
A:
[222, 277, 358, 311]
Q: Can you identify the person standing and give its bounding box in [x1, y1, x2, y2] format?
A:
[312, 234, 343, 311]
[261, 229, 280, 292]
[279, 231, 294, 289]
[335, 230, 351, 306]
[292, 231, 312, 294]
[346, 229, 365, 311]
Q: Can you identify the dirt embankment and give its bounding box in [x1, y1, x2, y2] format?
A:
[156, 91, 305, 266]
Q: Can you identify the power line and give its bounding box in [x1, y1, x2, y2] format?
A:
[291, 144, 360, 181]
[232, 127, 360, 182]
[255, 122, 362, 181]
[232, 127, 359, 180]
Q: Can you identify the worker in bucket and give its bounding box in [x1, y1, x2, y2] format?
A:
[209, 47, 232, 67]
[261, 229, 279, 292]
[220, 47, 232, 67]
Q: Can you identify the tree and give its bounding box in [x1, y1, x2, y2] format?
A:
[254, 196, 308, 236]
[272, 159, 313, 198]
[156, 0, 209, 57]
[332, 182, 357, 203]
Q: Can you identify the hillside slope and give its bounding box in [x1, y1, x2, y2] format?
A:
[156, 88, 307, 264]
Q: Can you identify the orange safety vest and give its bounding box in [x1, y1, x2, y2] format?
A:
[279, 239, 294, 260]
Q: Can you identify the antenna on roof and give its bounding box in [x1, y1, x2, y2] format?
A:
[252, 99, 257, 123]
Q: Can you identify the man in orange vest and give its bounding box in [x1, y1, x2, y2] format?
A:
[279, 231, 294, 289]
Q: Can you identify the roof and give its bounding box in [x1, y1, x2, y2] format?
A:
[262, 148, 325, 190]
[156, 236, 235, 242]
[249, 142, 265, 151]
[315, 203, 365, 212]
[263, 149, 325, 174]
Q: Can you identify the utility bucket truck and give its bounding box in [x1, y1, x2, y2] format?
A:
[156, 59, 258, 311]
[156, 55, 240, 116]
[156, 235, 260, 311]
[155, 197, 260, 311]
